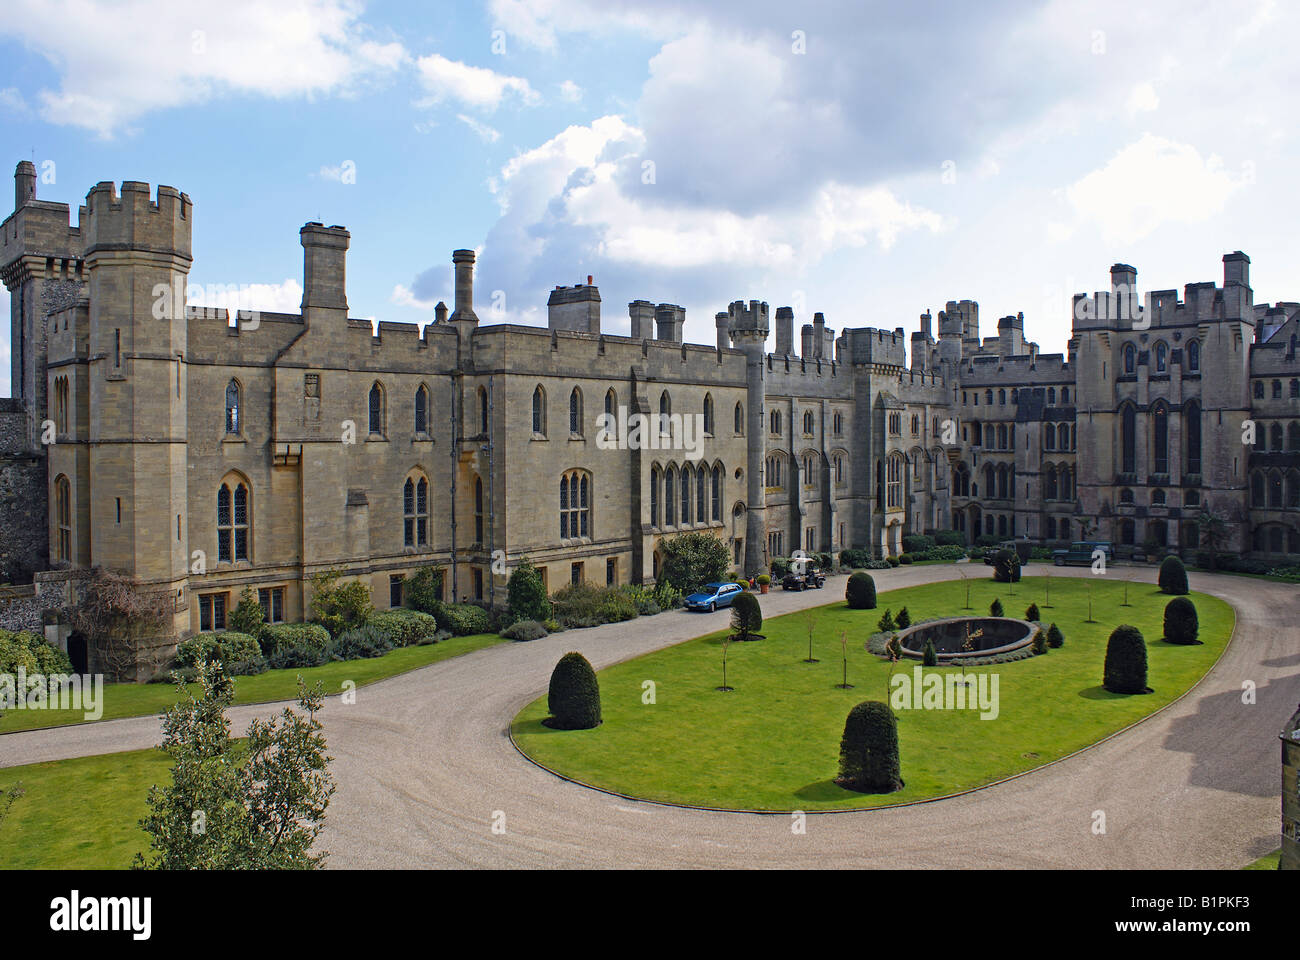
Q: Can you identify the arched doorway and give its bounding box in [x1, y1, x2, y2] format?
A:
[67, 631, 88, 675]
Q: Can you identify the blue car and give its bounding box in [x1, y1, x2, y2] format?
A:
[683, 582, 745, 612]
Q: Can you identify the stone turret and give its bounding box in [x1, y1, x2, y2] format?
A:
[728, 299, 769, 575]
[300, 223, 350, 330]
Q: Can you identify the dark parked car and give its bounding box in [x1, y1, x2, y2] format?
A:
[1052, 540, 1113, 566]
[683, 582, 745, 612]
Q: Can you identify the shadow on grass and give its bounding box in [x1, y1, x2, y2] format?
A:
[794, 779, 856, 802]
[1078, 685, 1131, 700]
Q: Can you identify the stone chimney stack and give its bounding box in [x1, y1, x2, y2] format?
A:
[451, 249, 478, 324]
[547, 278, 601, 333]
[800, 323, 814, 357]
[775, 306, 794, 355]
[628, 300, 655, 339]
[300, 222, 350, 328]
[655, 303, 684, 343]
[1110, 263, 1137, 322]
[715, 311, 731, 352]
[14, 161, 35, 208]
[812, 312, 827, 358]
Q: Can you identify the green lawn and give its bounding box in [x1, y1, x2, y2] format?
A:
[0, 632, 504, 735]
[1244, 849, 1281, 870]
[512, 577, 1234, 811]
[0, 747, 169, 868]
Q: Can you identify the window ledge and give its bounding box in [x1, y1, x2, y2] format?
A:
[531, 433, 548, 441]
[367, 434, 388, 442]
[223, 434, 246, 444]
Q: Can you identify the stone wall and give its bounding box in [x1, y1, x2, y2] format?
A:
[0, 398, 47, 584]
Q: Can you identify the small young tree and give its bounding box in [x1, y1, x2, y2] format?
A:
[803, 610, 819, 663]
[877, 608, 896, 632]
[846, 572, 877, 610]
[730, 591, 763, 641]
[507, 558, 551, 625]
[992, 549, 1021, 583]
[0, 783, 24, 836]
[135, 664, 335, 869]
[1024, 602, 1040, 622]
[1158, 555, 1189, 595]
[836, 701, 903, 794]
[1162, 596, 1200, 645]
[1103, 625, 1150, 694]
[405, 565, 445, 616]
[990, 598, 1004, 617]
[717, 635, 734, 692]
[922, 639, 938, 667]
[546, 652, 602, 728]
[836, 630, 853, 689]
[1031, 629, 1048, 655]
[896, 606, 911, 629]
[229, 587, 265, 637]
[1046, 622, 1065, 648]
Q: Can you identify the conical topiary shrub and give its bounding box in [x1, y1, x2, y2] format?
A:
[730, 590, 763, 641]
[1158, 555, 1189, 595]
[836, 701, 903, 794]
[896, 606, 911, 628]
[1025, 602, 1040, 622]
[990, 598, 1004, 617]
[1103, 625, 1150, 694]
[1046, 622, 1064, 648]
[922, 639, 938, 667]
[545, 652, 602, 729]
[1031, 629, 1048, 655]
[1162, 596, 1200, 645]
[846, 572, 877, 609]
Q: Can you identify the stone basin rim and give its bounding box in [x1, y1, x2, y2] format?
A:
[895, 616, 1037, 661]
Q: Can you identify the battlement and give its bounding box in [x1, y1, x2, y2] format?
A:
[841, 326, 907, 368]
[1071, 252, 1255, 332]
[727, 299, 769, 341]
[83, 180, 192, 259]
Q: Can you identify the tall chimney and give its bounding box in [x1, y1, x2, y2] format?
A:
[775, 306, 794, 355]
[300, 222, 350, 328]
[715, 311, 730, 352]
[451, 249, 478, 323]
[14, 161, 35, 208]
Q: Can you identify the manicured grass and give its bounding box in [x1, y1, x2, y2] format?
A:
[1244, 849, 1281, 870]
[512, 577, 1234, 811]
[0, 632, 504, 734]
[0, 747, 169, 868]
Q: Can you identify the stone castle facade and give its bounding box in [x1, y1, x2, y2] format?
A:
[2, 162, 1298, 674]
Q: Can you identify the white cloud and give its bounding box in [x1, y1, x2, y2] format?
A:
[457, 114, 501, 143]
[557, 79, 582, 102]
[390, 284, 438, 310]
[0, 0, 407, 136]
[314, 162, 356, 183]
[1126, 82, 1160, 116]
[0, 87, 28, 114]
[414, 53, 538, 112]
[1065, 133, 1244, 245]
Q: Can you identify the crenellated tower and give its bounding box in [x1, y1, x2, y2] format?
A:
[728, 299, 769, 575]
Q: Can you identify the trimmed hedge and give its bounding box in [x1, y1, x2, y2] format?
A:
[1103, 625, 1150, 694]
[846, 572, 877, 609]
[1158, 556, 1189, 595]
[837, 549, 873, 569]
[259, 622, 331, 657]
[366, 608, 442, 647]
[438, 603, 493, 637]
[1162, 596, 1200, 645]
[546, 652, 602, 730]
[175, 632, 261, 669]
[837, 701, 903, 793]
[329, 624, 394, 660]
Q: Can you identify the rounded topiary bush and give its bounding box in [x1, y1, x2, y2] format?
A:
[922, 639, 938, 667]
[846, 572, 877, 609]
[1103, 625, 1150, 694]
[1025, 602, 1040, 622]
[992, 549, 1021, 583]
[1158, 555, 1189, 595]
[730, 590, 763, 641]
[546, 652, 602, 730]
[1162, 596, 1200, 645]
[836, 701, 903, 794]
[1046, 622, 1064, 648]
[501, 619, 548, 642]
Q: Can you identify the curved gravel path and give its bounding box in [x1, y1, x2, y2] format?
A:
[4, 565, 1296, 868]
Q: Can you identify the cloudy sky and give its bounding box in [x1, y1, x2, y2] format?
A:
[1, 0, 1296, 395]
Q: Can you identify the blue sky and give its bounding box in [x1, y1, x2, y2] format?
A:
[2, 0, 1297, 397]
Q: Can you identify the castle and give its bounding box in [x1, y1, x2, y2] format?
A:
[2, 162, 1298, 677]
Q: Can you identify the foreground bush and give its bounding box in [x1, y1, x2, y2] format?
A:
[658, 532, 731, 595]
[1103, 625, 1150, 694]
[1031, 629, 1048, 655]
[896, 606, 911, 628]
[846, 572, 877, 609]
[922, 639, 938, 667]
[175, 632, 261, 670]
[229, 587, 265, 637]
[1046, 623, 1064, 648]
[501, 619, 548, 642]
[730, 591, 762, 641]
[1158, 556, 1189, 595]
[0, 628, 72, 676]
[836, 701, 903, 794]
[308, 569, 374, 638]
[990, 598, 1004, 617]
[546, 652, 602, 729]
[1162, 597, 1200, 645]
[404, 565, 446, 617]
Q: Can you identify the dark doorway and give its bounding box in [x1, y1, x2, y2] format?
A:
[67, 631, 88, 675]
